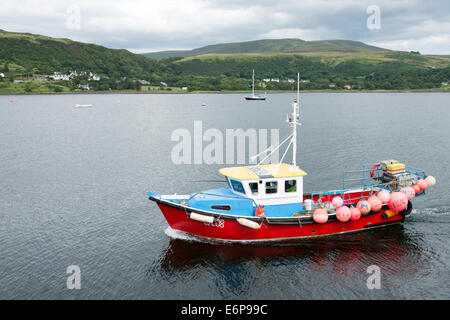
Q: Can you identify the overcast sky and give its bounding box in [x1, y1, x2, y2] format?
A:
[1, 0, 449, 54]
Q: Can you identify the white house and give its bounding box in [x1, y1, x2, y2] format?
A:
[0, 73, 4, 78]
[78, 84, 90, 90]
[89, 72, 101, 81]
[287, 78, 295, 83]
[160, 82, 167, 87]
[271, 78, 280, 83]
[50, 72, 70, 81]
[182, 87, 188, 91]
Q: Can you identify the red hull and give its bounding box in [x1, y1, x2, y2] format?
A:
[156, 202, 405, 242]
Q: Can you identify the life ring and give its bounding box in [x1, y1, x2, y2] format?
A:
[255, 205, 265, 217]
[369, 163, 380, 180]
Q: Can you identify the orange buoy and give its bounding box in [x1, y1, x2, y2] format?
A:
[356, 200, 371, 215]
[350, 207, 361, 221]
[313, 208, 328, 224]
[416, 179, 428, 191]
[412, 184, 421, 194]
[336, 206, 351, 222]
[382, 209, 399, 219]
[388, 192, 408, 212]
[369, 163, 380, 179]
[377, 190, 391, 204]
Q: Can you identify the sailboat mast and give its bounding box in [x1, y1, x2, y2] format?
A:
[252, 69, 255, 96]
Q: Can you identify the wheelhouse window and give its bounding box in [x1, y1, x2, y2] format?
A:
[211, 205, 231, 211]
[249, 182, 258, 195]
[265, 181, 278, 194]
[230, 179, 245, 194]
[285, 179, 297, 192]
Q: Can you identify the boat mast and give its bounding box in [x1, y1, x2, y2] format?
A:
[292, 72, 300, 166]
[255, 72, 301, 168]
[252, 69, 255, 96]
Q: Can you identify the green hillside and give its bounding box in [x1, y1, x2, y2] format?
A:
[0, 29, 449, 93]
[142, 38, 389, 60]
[164, 52, 450, 91]
[0, 29, 159, 78]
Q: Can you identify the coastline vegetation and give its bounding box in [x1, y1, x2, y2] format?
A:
[1, 30, 449, 95]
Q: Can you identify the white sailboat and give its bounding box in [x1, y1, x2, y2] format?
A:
[245, 69, 267, 101]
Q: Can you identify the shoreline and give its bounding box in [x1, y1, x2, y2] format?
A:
[1, 88, 449, 95]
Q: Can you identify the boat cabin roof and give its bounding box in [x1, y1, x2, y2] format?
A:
[219, 163, 307, 180]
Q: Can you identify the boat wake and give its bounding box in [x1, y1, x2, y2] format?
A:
[411, 206, 450, 217]
[164, 227, 198, 242]
[408, 206, 450, 224]
[163, 227, 231, 244]
[164, 227, 264, 245]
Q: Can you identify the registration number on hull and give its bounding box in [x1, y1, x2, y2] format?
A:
[204, 219, 225, 228]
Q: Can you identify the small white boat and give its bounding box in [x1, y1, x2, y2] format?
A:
[74, 104, 93, 109]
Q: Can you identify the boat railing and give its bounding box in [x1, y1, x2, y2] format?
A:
[307, 187, 376, 211]
[306, 163, 427, 210]
[404, 165, 426, 178]
[343, 164, 425, 189]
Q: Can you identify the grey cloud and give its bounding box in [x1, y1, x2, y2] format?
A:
[0, 0, 448, 54]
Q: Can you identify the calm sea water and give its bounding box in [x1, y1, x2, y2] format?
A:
[0, 92, 449, 299]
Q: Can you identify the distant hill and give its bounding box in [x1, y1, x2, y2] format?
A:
[162, 50, 450, 91]
[0, 29, 449, 93]
[142, 38, 389, 60]
[0, 29, 158, 78]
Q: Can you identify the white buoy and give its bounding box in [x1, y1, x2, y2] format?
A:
[237, 218, 261, 229]
[425, 176, 436, 187]
[189, 212, 214, 224]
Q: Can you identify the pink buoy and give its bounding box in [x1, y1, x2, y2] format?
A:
[412, 184, 421, 194]
[416, 179, 428, 191]
[400, 186, 415, 200]
[313, 208, 328, 224]
[350, 207, 361, 221]
[336, 205, 351, 222]
[331, 196, 343, 208]
[377, 190, 391, 204]
[388, 192, 408, 212]
[356, 200, 371, 215]
[367, 195, 383, 212]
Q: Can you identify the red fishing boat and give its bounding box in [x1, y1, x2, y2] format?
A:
[148, 74, 436, 243]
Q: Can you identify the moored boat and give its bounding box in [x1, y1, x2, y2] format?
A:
[74, 104, 93, 108]
[148, 74, 436, 243]
[245, 69, 267, 101]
